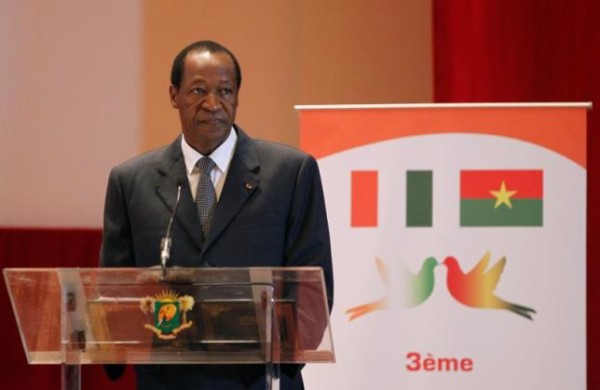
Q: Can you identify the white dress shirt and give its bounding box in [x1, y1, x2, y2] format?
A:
[181, 128, 237, 201]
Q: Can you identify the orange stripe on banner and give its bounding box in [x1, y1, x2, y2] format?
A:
[299, 107, 587, 168]
[351, 171, 378, 227]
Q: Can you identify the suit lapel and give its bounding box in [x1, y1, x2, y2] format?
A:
[155, 136, 204, 252]
[202, 128, 260, 254]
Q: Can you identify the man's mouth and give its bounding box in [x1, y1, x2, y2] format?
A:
[198, 118, 224, 125]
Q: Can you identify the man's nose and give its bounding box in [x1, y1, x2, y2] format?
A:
[202, 93, 221, 111]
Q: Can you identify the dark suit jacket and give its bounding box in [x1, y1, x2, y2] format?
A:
[100, 127, 333, 389]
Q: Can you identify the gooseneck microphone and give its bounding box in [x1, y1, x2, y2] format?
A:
[160, 184, 182, 277]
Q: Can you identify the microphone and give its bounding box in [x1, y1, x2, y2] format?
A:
[160, 183, 182, 276]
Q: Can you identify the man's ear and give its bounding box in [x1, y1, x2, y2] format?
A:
[169, 85, 178, 108]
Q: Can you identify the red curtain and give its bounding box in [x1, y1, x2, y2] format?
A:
[433, 0, 600, 387]
[0, 228, 135, 389]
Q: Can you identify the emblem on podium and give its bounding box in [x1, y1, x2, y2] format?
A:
[140, 290, 194, 340]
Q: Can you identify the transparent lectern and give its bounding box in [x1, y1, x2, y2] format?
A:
[4, 267, 334, 390]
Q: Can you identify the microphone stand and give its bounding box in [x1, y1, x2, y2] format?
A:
[160, 185, 182, 279]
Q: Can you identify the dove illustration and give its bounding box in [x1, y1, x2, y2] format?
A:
[402, 257, 438, 308]
[443, 252, 536, 320]
[345, 257, 390, 321]
[345, 256, 438, 321]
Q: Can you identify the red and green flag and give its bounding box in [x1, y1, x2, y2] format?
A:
[460, 170, 543, 227]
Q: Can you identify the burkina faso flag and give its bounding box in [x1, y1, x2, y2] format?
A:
[460, 170, 543, 227]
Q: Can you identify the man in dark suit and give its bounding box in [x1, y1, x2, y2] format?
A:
[100, 40, 333, 389]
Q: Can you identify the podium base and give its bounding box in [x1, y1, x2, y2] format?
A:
[61, 364, 80, 390]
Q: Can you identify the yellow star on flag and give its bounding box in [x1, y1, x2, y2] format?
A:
[490, 181, 517, 209]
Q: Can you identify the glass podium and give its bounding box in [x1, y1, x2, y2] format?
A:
[4, 267, 334, 390]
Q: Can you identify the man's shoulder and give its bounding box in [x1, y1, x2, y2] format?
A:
[252, 138, 308, 158]
[235, 127, 315, 168]
[111, 139, 178, 175]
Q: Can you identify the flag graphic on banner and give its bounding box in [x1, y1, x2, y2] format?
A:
[460, 170, 543, 226]
[406, 170, 433, 227]
[351, 170, 378, 227]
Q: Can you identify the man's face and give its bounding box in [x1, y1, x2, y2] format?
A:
[169, 50, 238, 155]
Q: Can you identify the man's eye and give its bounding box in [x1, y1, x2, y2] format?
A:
[220, 88, 233, 96]
[191, 88, 206, 95]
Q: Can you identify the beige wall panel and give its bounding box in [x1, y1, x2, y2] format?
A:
[0, 0, 141, 227]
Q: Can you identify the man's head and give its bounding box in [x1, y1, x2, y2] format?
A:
[170, 40, 241, 90]
[169, 40, 241, 155]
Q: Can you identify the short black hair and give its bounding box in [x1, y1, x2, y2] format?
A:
[170, 40, 242, 90]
